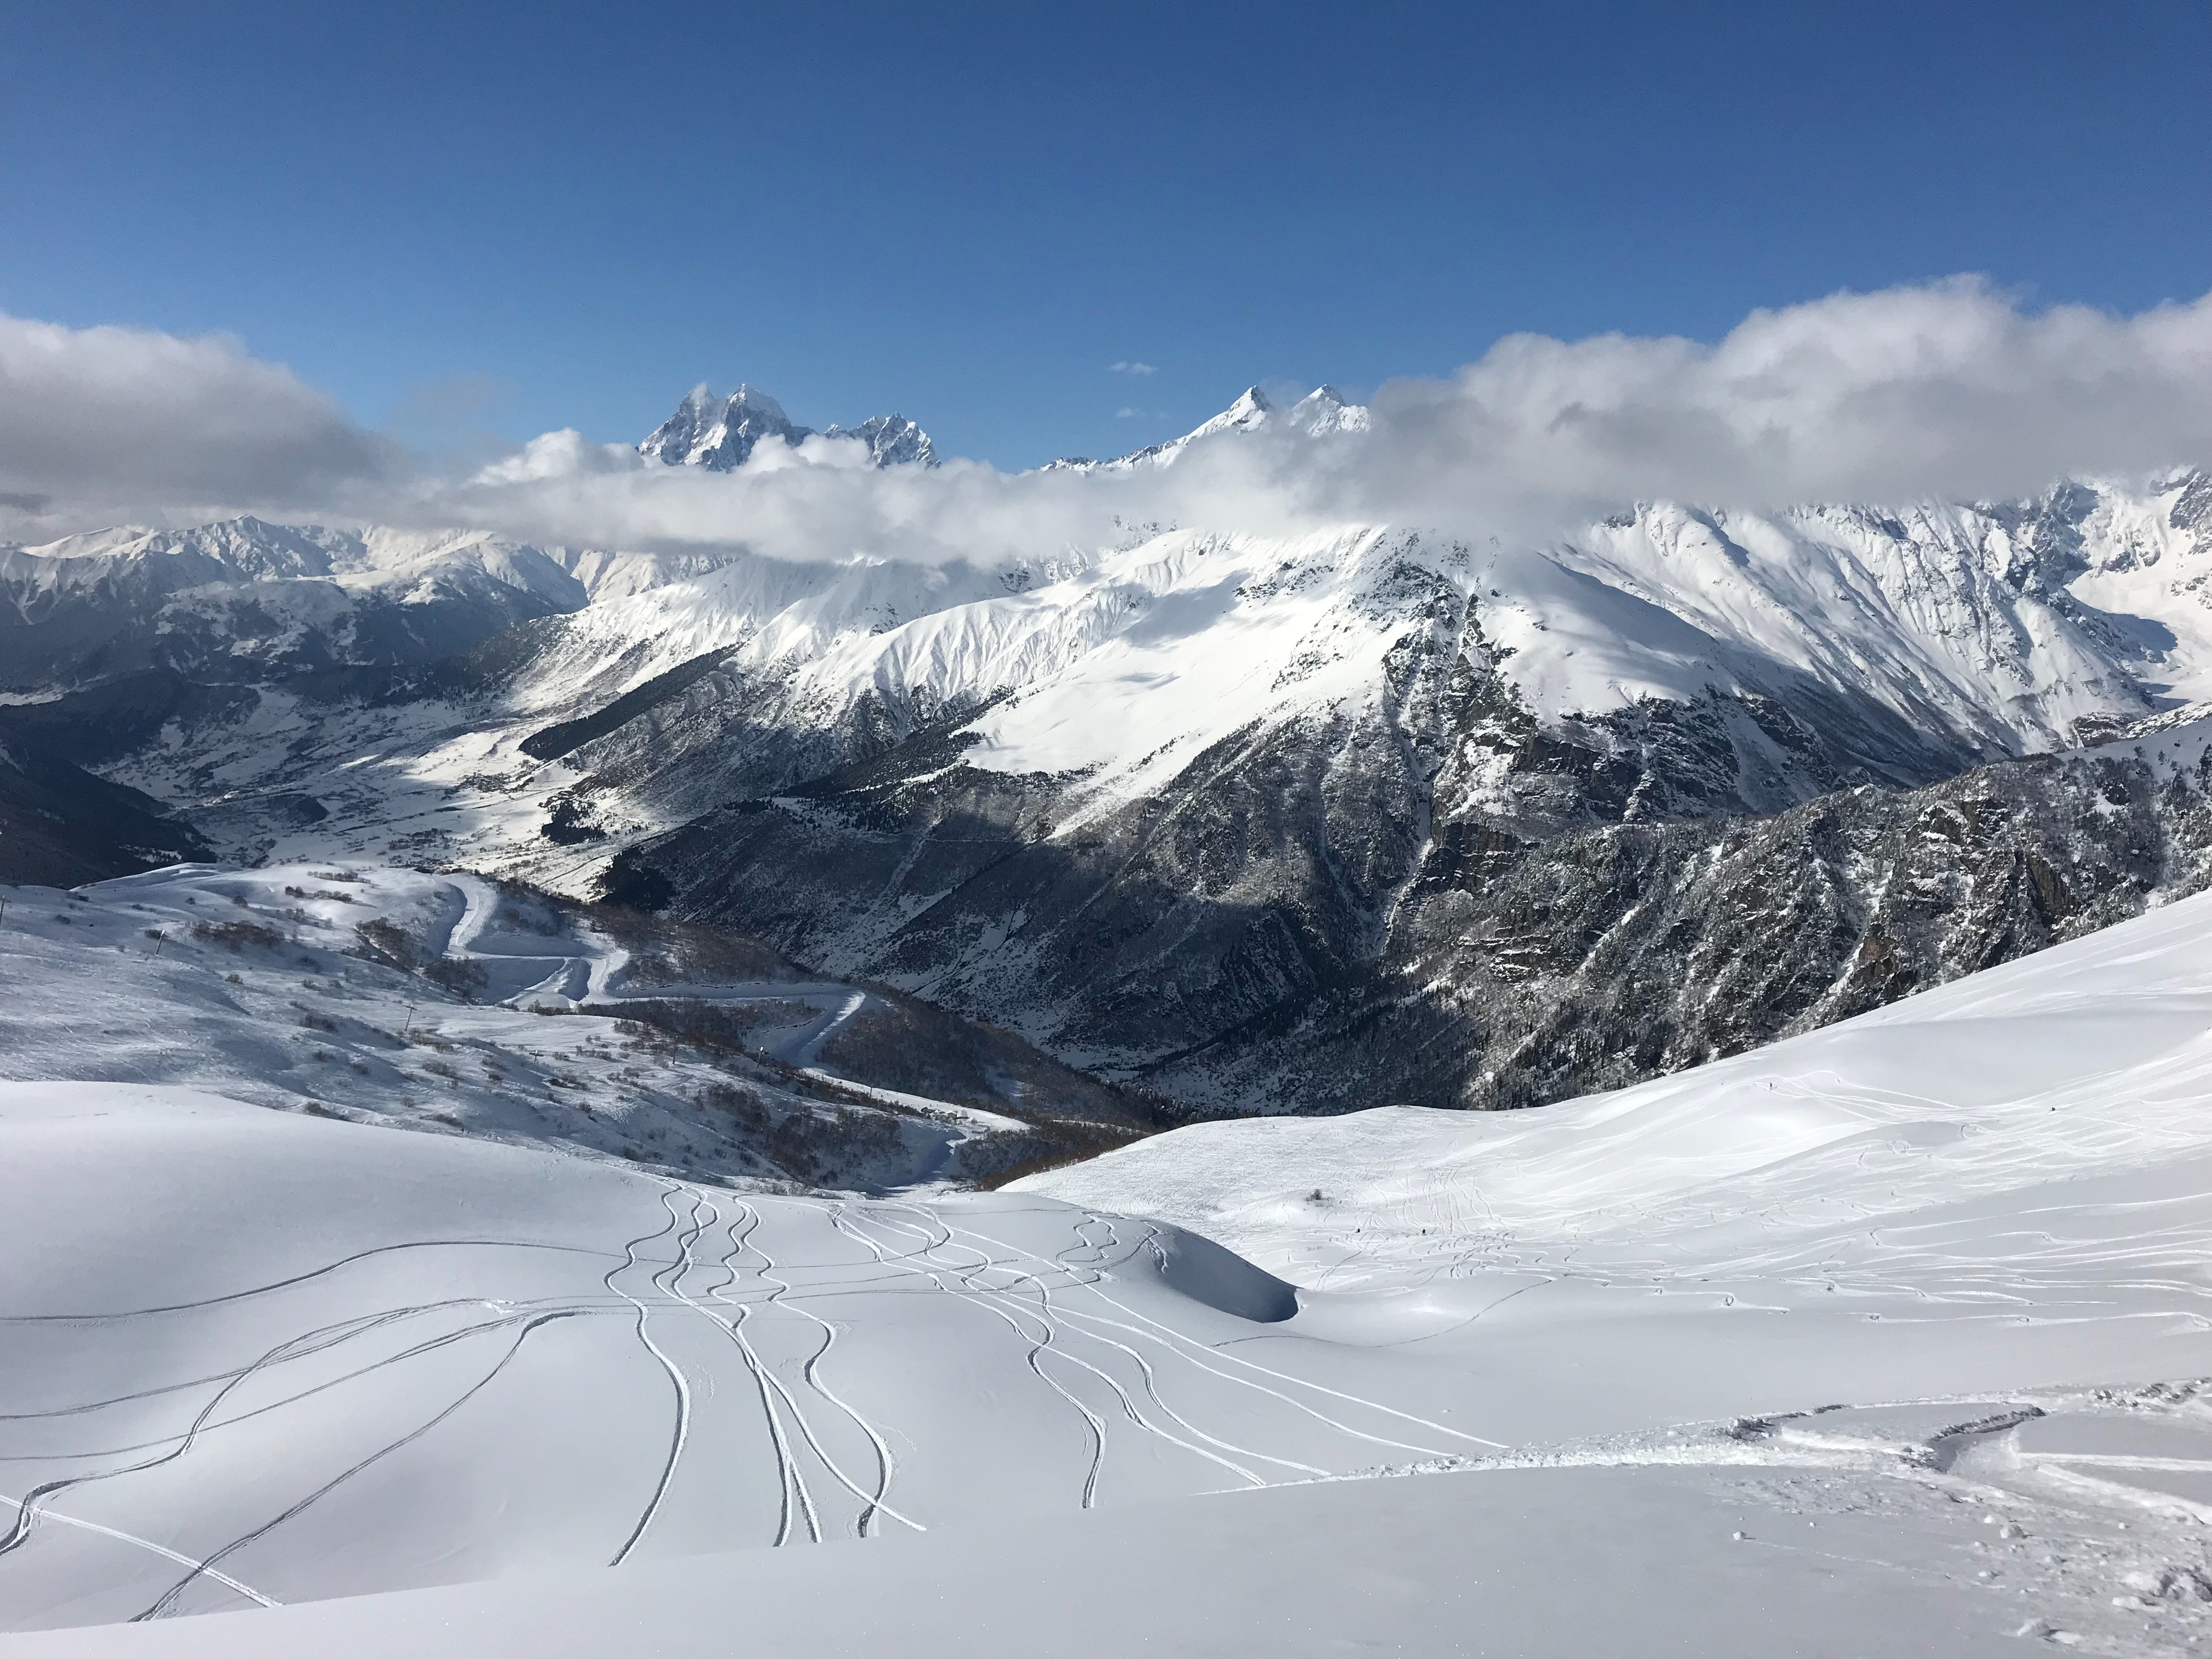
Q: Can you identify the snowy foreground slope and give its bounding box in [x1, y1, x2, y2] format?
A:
[4, 894, 2212, 1651]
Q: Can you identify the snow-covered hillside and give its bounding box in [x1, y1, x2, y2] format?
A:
[0, 864, 1138, 1188]
[584, 488, 2212, 1110]
[3, 876, 2211, 1651]
[1018, 876, 2212, 1300]
[0, 518, 736, 693]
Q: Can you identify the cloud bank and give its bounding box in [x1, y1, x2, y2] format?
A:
[1372, 277, 2212, 515]
[5, 278, 2211, 562]
[0, 315, 396, 531]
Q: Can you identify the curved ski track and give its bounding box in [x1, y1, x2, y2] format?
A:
[0, 1182, 1513, 1621]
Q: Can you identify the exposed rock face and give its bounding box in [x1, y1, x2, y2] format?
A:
[1254, 725, 2212, 1113]
[638, 383, 809, 470]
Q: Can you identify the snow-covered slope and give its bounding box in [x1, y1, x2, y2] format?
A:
[0, 516, 750, 696]
[0, 864, 1135, 1188]
[1018, 878, 2212, 1294]
[8, 1449, 2177, 1657]
[0, 1082, 1482, 1628]
[2038, 472, 2212, 703]
[808, 504, 2136, 805]
[3, 877, 2211, 1650]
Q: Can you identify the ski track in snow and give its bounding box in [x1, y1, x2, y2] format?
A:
[0, 1499, 275, 1612]
[880, 1209, 1307, 1485]
[951, 1212, 1503, 1462]
[789, 1205, 916, 1536]
[4, 1163, 1564, 1623]
[9, 1144, 2205, 1633]
[895, 1215, 1276, 1492]
[673, 1192, 815, 1546]
[128, 1310, 586, 1622]
[822, 1201, 1115, 1510]
[601, 1189, 696, 1566]
[709, 1200, 923, 1538]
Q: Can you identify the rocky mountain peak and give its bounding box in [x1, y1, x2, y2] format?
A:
[1043, 384, 1376, 472]
[638, 382, 808, 471]
[1288, 385, 1371, 435]
[640, 385, 935, 470]
[1186, 386, 1274, 441]
[824, 412, 938, 469]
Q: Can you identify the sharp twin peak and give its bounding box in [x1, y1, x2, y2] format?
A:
[638, 383, 940, 471]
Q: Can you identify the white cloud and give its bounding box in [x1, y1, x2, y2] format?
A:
[1352, 277, 2212, 517]
[7, 279, 2212, 564]
[470, 428, 641, 484]
[1115, 407, 1141, 420]
[1108, 361, 1158, 376]
[0, 315, 393, 535]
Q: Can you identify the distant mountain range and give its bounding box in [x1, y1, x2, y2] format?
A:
[5, 381, 2212, 1118]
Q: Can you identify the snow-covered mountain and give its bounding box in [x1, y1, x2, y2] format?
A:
[826, 411, 936, 467]
[637, 384, 937, 470]
[1046, 383, 1368, 470]
[8, 387, 2212, 1116]
[0, 518, 693, 692]
[550, 475, 2205, 1106]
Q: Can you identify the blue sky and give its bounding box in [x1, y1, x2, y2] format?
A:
[4, 1, 2209, 470]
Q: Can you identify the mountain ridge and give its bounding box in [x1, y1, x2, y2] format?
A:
[7, 383, 2212, 1118]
